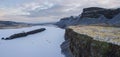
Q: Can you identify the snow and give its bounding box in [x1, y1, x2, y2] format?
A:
[0, 25, 65, 57]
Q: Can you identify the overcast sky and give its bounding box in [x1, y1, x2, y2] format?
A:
[0, 0, 120, 23]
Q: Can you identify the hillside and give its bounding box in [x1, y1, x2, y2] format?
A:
[0, 21, 32, 29]
[55, 7, 120, 28]
[57, 7, 120, 57]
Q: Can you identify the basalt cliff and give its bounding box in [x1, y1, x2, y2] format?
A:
[56, 7, 120, 28]
[61, 26, 120, 57]
[59, 7, 120, 57]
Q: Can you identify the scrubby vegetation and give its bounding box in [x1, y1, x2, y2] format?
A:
[62, 26, 120, 57]
[2, 28, 46, 40]
[69, 26, 120, 45]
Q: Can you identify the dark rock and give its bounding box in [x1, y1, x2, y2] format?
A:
[108, 13, 120, 26]
[81, 7, 120, 19]
[55, 7, 120, 28]
[55, 16, 80, 28]
[61, 39, 73, 57]
[1, 37, 4, 40]
[26, 28, 46, 35]
[62, 26, 120, 57]
[3, 28, 46, 40]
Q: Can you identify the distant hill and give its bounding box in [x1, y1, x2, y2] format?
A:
[0, 21, 56, 29]
[0, 21, 32, 29]
[55, 7, 120, 28]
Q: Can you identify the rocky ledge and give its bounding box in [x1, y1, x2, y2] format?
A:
[61, 26, 120, 57]
[81, 7, 120, 19]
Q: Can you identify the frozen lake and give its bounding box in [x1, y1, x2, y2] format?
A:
[0, 25, 65, 57]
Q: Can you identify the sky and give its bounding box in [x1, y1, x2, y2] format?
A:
[0, 0, 120, 23]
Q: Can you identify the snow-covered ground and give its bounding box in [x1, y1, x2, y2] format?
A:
[0, 25, 65, 57]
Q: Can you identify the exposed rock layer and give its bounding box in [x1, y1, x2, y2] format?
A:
[81, 7, 120, 19]
[56, 7, 120, 28]
[61, 26, 120, 57]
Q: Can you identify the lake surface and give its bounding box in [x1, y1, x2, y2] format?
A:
[0, 25, 65, 57]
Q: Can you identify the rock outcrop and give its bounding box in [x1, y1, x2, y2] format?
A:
[61, 26, 120, 57]
[55, 7, 120, 28]
[81, 7, 120, 19]
[2, 28, 46, 40]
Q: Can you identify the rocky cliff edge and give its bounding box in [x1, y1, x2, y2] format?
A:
[61, 26, 120, 57]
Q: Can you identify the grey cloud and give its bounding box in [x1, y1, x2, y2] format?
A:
[27, 5, 64, 17]
[25, 4, 82, 18]
[25, 0, 120, 18]
[1, 0, 120, 23]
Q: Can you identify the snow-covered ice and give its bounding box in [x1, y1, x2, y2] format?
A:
[0, 25, 65, 57]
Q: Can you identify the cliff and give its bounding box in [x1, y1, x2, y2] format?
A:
[81, 7, 120, 19]
[56, 7, 120, 28]
[61, 26, 120, 57]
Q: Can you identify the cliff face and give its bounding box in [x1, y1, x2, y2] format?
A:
[81, 7, 120, 19]
[56, 7, 120, 28]
[61, 26, 120, 57]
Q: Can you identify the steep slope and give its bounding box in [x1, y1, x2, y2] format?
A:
[61, 26, 120, 57]
[81, 7, 120, 19]
[56, 7, 120, 28]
